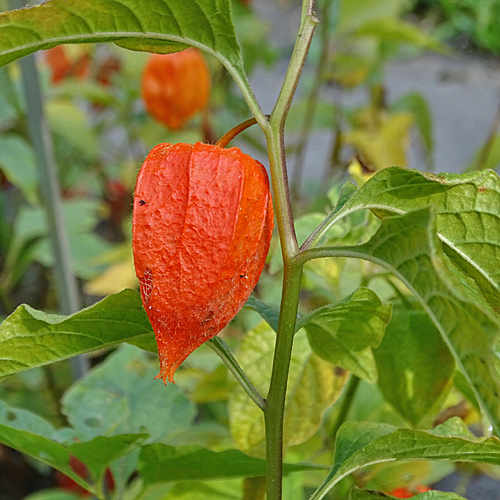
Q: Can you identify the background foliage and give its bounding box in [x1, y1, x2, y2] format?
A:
[0, 0, 500, 499]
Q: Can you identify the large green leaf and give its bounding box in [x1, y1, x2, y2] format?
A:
[318, 168, 500, 311]
[374, 305, 455, 427]
[61, 344, 195, 442]
[228, 323, 348, 457]
[299, 287, 392, 383]
[0, 0, 248, 93]
[138, 443, 320, 484]
[306, 206, 500, 432]
[311, 418, 500, 499]
[325, 207, 500, 435]
[0, 288, 154, 379]
[60, 345, 195, 492]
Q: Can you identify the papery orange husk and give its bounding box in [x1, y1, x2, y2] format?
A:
[141, 49, 211, 130]
[132, 142, 274, 382]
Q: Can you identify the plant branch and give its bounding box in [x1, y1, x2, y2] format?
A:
[265, 263, 304, 500]
[260, 3, 317, 499]
[208, 336, 266, 412]
[266, 1, 319, 262]
[216, 117, 263, 148]
[329, 374, 360, 444]
[270, 0, 318, 131]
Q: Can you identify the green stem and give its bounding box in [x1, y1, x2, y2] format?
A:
[259, 3, 317, 499]
[266, 2, 319, 261]
[208, 337, 266, 412]
[329, 374, 360, 444]
[265, 263, 304, 500]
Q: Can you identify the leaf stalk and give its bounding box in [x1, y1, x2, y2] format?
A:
[208, 337, 266, 412]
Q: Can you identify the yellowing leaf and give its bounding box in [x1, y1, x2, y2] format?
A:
[344, 112, 414, 170]
[84, 259, 138, 296]
[228, 323, 348, 457]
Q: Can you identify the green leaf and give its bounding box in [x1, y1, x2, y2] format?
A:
[61, 344, 195, 442]
[138, 443, 319, 484]
[25, 490, 81, 500]
[391, 92, 433, 160]
[303, 182, 359, 250]
[355, 18, 445, 51]
[0, 66, 19, 126]
[0, 425, 88, 491]
[0, 424, 143, 493]
[157, 480, 242, 500]
[70, 433, 147, 484]
[0, 399, 58, 438]
[348, 487, 466, 500]
[62, 344, 195, 491]
[0, 134, 39, 205]
[337, 0, 400, 34]
[411, 493, 467, 500]
[49, 79, 116, 107]
[468, 134, 500, 172]
[0, 289, 154, 379]
[328, 182, 359, 215]
[46, 100, 98, 161]
[243, 476, 266, 500]
[13, 200, 112, 279]
[374, 305, 455, 427]
[312, 418, 500, 499]
[0, 0, 249, 96]
[286, 99, 337, 132]
[244, 295, 279, 332]
[320, 208, 500, 435]
[326, 167, 500, 311]
[300, 288, 392, 383]
[228, 323, 348, 457]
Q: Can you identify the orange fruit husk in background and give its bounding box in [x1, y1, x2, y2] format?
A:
[44, 45, 90, 84]
[388, 486, 432, 498]
[55, 456, 114, 496]
[132, 142, 274, 383]
[141, 49, 211, 130]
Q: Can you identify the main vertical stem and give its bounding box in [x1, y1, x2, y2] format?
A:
[260, 3, 318, 499]
[265, 263, 303, 499]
